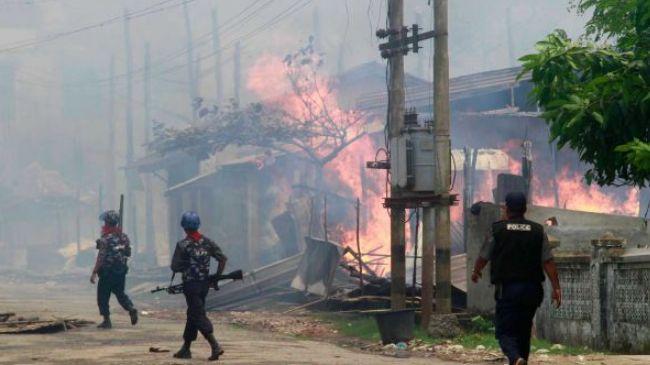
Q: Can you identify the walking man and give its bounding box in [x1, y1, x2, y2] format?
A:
[90, 210, 138, 329]
[171, 211, 228, 361]
[471, 192, 561, 365]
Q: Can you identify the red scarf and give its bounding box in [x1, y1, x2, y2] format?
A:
[186, 230, 202, 241]
[102, 225, 122, 236]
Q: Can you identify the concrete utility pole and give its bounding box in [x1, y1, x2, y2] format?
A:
[416, 11, 425, 78]
[211, 8, 224, 104]
[387, 0, 407, 311]
[124, 8, 138, 257]
[144, 42, 155, 265]
[433, 0, 452, 314]
[183, 1, 198, 108]
[107, 56, 116, 207]
[234, 41, 241, 105]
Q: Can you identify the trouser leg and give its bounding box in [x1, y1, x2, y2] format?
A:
[182, 281, 214, 342]
[183, 291, 199, 342]
[97, 273, 112, 317]
[517, 306, 537, 361]
[495, 301, 522, 365]
[111, 271, 135, 312]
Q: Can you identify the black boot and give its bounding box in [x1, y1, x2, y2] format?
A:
[173, 341, 192, 359]
[205, 333, 224, 361]
[97, 315, 112, 329]
[129, 309, 138, 325]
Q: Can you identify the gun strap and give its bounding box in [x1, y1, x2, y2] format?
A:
[169, 272, 176, 288]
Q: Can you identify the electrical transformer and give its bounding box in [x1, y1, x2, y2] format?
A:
[390, 114, 440, 193]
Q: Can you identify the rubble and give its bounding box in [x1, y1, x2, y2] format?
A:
[0, 316, 92, 334]
[427, 313, 463, 339]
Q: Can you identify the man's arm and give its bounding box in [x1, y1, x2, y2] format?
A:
[209, 241, 228, 276]
[170, 243, 186, 273]
[544, 259, 562, 308]
[90, 239, 104, 284]
[122, 234, 132, 258]
[472, 256, 489, 283]
[472, 227, 494, 283]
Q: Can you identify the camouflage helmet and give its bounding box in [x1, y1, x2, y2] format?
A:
[99, 210, 120, 227]
[181, 211, 201, 231]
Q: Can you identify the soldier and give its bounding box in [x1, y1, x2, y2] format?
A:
[471, 192, 561, 365]
[171, 211, 227, 361]
[90, 210, 138, 329]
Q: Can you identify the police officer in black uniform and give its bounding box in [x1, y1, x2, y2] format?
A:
[90, 210, 138, 329]
[471, 192, 561, 365]
[171, 211, 227, 361]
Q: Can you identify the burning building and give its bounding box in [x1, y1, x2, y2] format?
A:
[130, 57, 647, 276]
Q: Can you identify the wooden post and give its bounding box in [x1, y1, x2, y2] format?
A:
[421, 206, 435, 328]
[412, 208, 420, 287]
[246, 168, 259, 269]
[323, 195, 328, 242]
[434, 0, 452, 314]
[107, 56, 116, 207]
[355, 198, 364, 292]
[388, 0, 407, 311]
[211, 8, 224, 104]
[123, 8, 138, 257]
[233, 41, 241, 105]
[182, 1, 197, 108]
[551, 141, 560, 208]
[144, 42, 156, 265]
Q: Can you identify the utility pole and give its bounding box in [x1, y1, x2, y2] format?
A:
[144, 42, 155, 266]
[506, 6, 516, 67]
[211, 8, 224, 104]
[416, 11, 424, 78]
[183, 1, 198, 110]
[434, 0, 452, 314]
[107, 56, 116, 207]
[387, 0, 407, 311]
[376, 0, 437, 314]
[123, 8, 138, 258]
[234, 41, 241, 105]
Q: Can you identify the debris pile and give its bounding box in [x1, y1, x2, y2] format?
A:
[0, 312, 92, 334]
[223, 311, 338, 338]
[362, 340, 505, 362]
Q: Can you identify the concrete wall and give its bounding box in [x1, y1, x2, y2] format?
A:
[467, 202, 650, 352]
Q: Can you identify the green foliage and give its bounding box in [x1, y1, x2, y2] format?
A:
[520, 0, 650, 187]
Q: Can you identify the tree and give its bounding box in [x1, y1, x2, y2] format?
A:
[149, 40, 366, 171]
[520, 0, 650, 187]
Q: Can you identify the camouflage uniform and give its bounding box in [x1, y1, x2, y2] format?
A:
[171, 236, 226, 343]
[96, 231, 135, 317]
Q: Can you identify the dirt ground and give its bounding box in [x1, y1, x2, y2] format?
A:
[1, 276, 649, 365]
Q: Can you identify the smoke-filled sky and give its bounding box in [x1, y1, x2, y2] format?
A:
[0, 0, 586, 195]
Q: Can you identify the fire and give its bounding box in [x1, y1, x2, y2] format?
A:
[533, 167, 639, 215]
[247, 53, 391, 262]
[498, 140, 639, 216]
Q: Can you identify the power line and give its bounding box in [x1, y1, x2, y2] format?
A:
[54, 0, 276, 89]
[0, 0, 196, 53]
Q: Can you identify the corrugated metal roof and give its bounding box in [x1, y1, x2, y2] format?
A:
[355, 66, 530, 112]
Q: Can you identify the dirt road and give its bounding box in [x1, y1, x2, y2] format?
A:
[0, 279, 460, 365]
[1, 277, 649, 365]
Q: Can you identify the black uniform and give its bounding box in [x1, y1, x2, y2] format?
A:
[96, 231, 135, 317]
[171, 235, 226, 343]
[480, 218, 552, 365]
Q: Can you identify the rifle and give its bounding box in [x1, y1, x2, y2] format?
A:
[118, 194, 124, 229]
[150, 270, 244, 294]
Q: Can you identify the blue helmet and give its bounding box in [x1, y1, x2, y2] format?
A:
[181, 211, 201, 230]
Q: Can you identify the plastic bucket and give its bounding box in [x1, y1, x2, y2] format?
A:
[373, 309, 415, 345]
